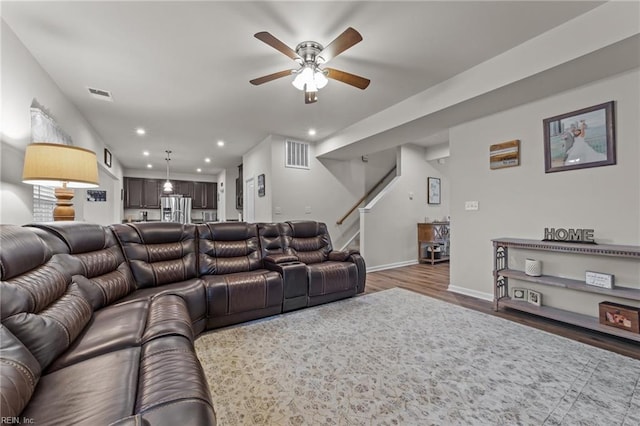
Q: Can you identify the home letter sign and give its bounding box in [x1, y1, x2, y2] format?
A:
[544, 228, 595, 243]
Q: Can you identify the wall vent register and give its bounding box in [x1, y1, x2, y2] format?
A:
[285, 140, 309, 169]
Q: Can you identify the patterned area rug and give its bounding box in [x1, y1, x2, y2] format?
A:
[194, 288, 640, 425]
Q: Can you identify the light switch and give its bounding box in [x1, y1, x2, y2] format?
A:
[274, 206, 282, 215]
[409, 191, 414, 200]
[465, 201, 479, 211]
[305, 206, 312, 214]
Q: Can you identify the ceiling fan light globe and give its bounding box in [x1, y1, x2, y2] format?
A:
[292, 73, 306, 90]
[315, 71, 328, 89]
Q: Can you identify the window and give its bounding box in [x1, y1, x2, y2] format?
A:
[285, 140, 310, 169]
[32, 185, 56, 222]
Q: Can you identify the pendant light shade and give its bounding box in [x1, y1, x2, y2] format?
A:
[164, 150, 173, 193]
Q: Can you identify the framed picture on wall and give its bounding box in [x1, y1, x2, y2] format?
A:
[427, 177, 441, 205]
[543, 101, 615, 173]
[104, 148, 112, 168]
[257, 174, 265, 197]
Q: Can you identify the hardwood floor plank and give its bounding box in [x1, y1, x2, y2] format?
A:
[366, 263, 640, 360]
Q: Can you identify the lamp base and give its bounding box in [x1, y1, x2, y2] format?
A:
[53, 187, 75, 221]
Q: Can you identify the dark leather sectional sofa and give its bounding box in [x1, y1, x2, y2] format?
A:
[0, 220, 365, 425]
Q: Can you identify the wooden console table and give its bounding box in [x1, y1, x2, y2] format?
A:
[417, 222, 450, 265]
[493, 238, 640, 342]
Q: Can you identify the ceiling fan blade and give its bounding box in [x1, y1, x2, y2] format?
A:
[325, 68, 370, 90]
[250, 69, 293, 86]
[317, 27, 362, 64]
[254, 32, 301, 62]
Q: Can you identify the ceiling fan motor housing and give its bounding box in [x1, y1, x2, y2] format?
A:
[295, 41, 324, 64]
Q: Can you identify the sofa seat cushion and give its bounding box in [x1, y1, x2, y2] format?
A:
[47, 295, 193, 373]
[21, 347, 140, 426]
[46, 300, 148, 373]
[307, 261, 358, 297]
[203, 269, 283, 316]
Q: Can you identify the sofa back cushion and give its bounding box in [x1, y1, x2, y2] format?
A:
[112, 223, 198, 288]
[285, 221, 333, 264]
[198, 222, 262, 274]
[27, 222, 136, 310]
[0, 225, 92, 372]
[257, 223, 294, 258]
[0, 325, 42, 418]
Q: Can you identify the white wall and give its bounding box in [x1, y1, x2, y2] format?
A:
[0, 21, 124, 225]
[240, 134, 367, 243]
[242, 135, 273, 223]
[449, 69, 640, 314]
[361, 144, 450, 270]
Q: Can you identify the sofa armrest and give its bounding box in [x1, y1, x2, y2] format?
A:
[264, 254, 299, 264]
[263, 261, 308, 312]
[328, 250, 350, 262]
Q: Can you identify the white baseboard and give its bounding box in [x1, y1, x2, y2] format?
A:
[367, 260, 418, 273]
[447, 285, 494, 302]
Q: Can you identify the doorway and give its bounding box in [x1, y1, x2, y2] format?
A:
[245, 177, 255, 223]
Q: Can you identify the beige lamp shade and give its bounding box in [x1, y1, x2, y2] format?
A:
[22, 143, 99, 188]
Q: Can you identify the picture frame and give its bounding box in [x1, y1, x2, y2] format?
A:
[512, 287, 528, 301]
[543, 101, 615, 173]
[257, 174, 265, 197]
[104, 148, 112, 168]
[527, 290, 542, 307]
[427, 177, 440, 205]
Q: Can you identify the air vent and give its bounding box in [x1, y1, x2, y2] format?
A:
[87, 87, 113, 102]
[285, 140, 309, 169]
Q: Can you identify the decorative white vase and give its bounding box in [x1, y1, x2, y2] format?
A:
[524, 259, 542, 277]
[525, 259, 542, 277]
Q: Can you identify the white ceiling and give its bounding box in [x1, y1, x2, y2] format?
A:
[2, 1, 604, 175]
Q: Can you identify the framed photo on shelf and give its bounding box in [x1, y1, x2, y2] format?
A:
[543, 101, 615, 173]
[527, 290, 542, 307]
[427, 177, 440, 205]
[512, 288, 527, 301]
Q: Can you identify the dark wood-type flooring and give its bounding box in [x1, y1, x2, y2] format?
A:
[366, 263, 639, 360]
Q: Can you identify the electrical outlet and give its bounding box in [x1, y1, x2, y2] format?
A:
[465, 201, 479, 211]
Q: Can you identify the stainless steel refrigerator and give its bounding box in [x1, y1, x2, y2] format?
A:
[161, 196, 192, 224]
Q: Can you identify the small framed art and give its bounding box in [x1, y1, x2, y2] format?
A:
[427, 177, 440, 205]
[104, 148, 112, 168]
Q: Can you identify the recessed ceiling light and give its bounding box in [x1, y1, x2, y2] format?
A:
[308, 129, 316, 136]
[143, 151, 150, 156]
[136, 128, 146, 135]
[217, 140, 225, 147]
[196, 168, 202, 173]
[204, 158, 211, 163]
[147, 164, 153, 168]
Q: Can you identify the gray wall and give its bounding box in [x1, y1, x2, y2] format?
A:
[449, 69, 640, 314]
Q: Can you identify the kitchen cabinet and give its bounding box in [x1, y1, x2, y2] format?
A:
[124, 178, 160, 208]
[192, 182, 217, 209]
[172, 180, 193, 198]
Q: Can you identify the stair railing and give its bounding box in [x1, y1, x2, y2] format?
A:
[336, 166, 397, 225]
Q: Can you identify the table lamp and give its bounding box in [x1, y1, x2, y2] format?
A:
[22, 143, 100, 221]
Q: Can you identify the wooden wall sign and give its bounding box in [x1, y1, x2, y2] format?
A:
[490, 140, 520, 169]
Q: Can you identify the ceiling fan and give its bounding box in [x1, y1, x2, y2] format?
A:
[250, 27, 370, 104]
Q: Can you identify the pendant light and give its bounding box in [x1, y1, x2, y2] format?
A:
[163, 150, 173, 193]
